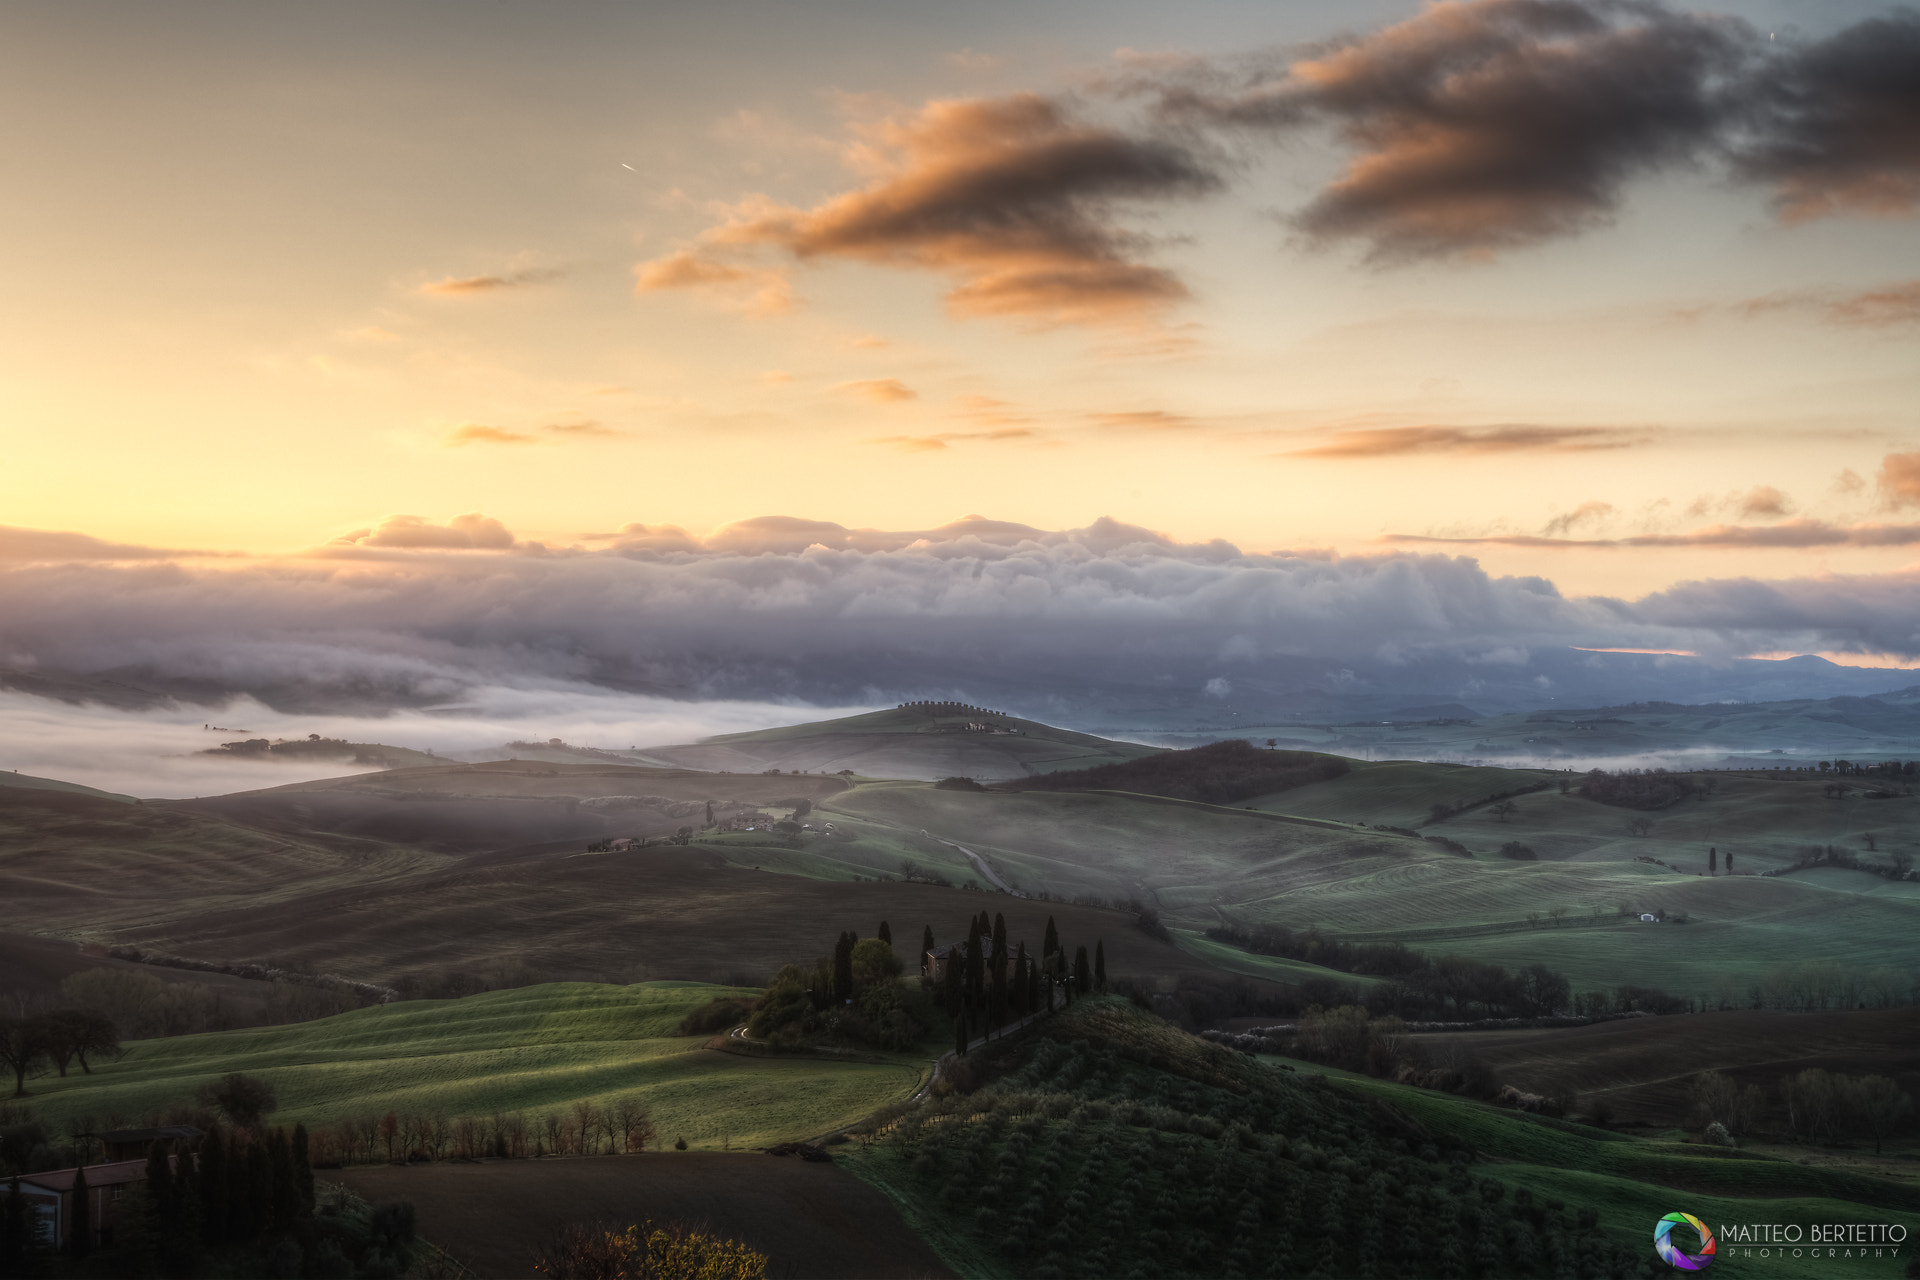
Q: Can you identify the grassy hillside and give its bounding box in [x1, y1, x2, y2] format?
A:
[1213, 687, 1920, 767]
[0, 786, 451, 938]
[175, 759, 853, 854]
[18, 982, 921, 1151]
[846, 998, 1920, 1279]
[624, 706, 1162, 781]
[0, 769, 136, 803]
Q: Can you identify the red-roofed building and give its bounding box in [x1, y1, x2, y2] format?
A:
[6, 1155, 170, 1250]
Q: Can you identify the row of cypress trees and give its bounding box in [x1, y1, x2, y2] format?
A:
[935, 912, 1104, 1055]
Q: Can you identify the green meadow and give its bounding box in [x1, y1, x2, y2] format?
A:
[19, 982, 926, 1151]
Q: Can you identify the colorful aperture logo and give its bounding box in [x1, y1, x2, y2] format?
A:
[1655, 1212, 1717, 1271]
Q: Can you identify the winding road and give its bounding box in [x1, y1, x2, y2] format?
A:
[923, 831, 1020, 895]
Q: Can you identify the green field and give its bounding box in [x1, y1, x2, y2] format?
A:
[18, 982, 927, 1150]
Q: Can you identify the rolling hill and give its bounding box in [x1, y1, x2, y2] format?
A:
[613, 704, 1163, 781]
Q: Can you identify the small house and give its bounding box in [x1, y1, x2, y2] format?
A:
[923, 942, 967, 983]
[1639, 913, 1658, 923]
[5, 1156, 171, 1251]
[607, 837, 639, 853]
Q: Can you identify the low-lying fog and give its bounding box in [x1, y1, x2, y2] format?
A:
[0, 687, 879, 799]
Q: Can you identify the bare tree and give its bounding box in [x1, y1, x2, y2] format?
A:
[611, 1097, 658, 1153]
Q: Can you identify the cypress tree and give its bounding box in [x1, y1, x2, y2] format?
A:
[832, 933, 854, 1002]
[1709, 847, 1717, 874]
[941, 942, 961, 1013]
[144, 1141, 174, 1238]
[226, 1132, 253, 1242]
[199, 1125, 228, 1248]
[1, 1175, 32, 1275]
[168, 1148, 201, 1272]
[244, 1139, 272, 1242]
[1012, 944, 1029, 1015]
[954, 1014, 968, 1058]
[291, 1123, 314, 1217]
[1043, 915, 1059, 961]
[1094, 940, 1107, 990]
[965, 931, 985, 1013]
[1074, 944, 1091, 995]
[989, 917, 1008, 1029]
[70, 1162, 90, 1258]
[269, 1128, 298, 1231]
[878, 921, 892, 947]
[920, 924, 934, 962]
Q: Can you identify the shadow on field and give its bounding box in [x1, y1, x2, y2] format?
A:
[332, 1152, 955, 1279]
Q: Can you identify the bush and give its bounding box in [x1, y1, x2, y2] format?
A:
[1497, 842, 1536, 861]
[536, 1219, 767, 1279]
[934, 776, 986, 791]
[675, 997, 754, 1037]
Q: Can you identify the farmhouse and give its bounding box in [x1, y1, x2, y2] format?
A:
[922, 942, 967, 983]
[4, 1155, 175, 1250]
[607, 837, 639, 853]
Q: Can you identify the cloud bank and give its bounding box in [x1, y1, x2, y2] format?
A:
[3, 512, 1918, 736]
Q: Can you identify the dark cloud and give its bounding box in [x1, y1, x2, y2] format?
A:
[1288, 424, 1648, 458]
[1729, 10, 1920, 223]
[638, 94, 1221, 327]
[1736, 485, 1792, 518]
[1633, 568, 1920, 657]
[1158, 0, 1750, 260]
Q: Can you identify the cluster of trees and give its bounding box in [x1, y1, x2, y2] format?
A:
[306, 1096, 657, 1167]
[535, 1219, 767, 1280]
[1577, 768, 1698, 810]
[1691, 1068, 1915, 1154]
[996, 740, 1349, 806]
[1766, 845, 1916, 881]
[747, 924, 937, 1053]
[880, 1004, 1641, 1280]
[935, 913, 1102, 1057]
[1424, 780, 1550, 824]
[1204, 924, 1580, 1020]
[0, 1008, 119, 1097]
[1710, 961, 1917, 1011]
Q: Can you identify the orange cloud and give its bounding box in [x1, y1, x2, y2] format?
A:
[1878, 452, 1920, 509]
[334, 513, 518, 550]
[445, 426, 537, 445]
[1388, 518, 1920, 550]
[420, 268, 561, 296]
[1828, 280, 1920, 326]
[1288, 424, 1647, 459]
[1542, 500, 1614, 536]
[866, 435, 948, 452]
[836, 379, 918, 404]
[1086, 410, 1199, 431]
[632, 250, 793, 314]
[541, 421, 620, 438]
[637, 94, 1219, 328]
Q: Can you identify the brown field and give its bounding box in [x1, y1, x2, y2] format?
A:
[331, 1153, 955, 1279]
[1414, 1007, 1920, 1128]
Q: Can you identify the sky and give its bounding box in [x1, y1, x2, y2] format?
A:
[3, 0, 1920, 778]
